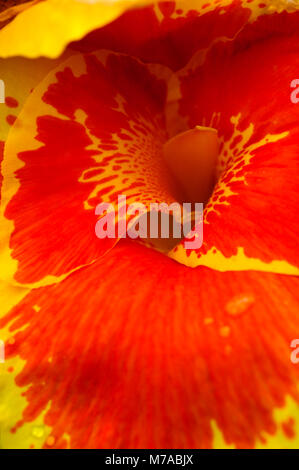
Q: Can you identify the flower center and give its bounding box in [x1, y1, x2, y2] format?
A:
[163, 126, 219, 205]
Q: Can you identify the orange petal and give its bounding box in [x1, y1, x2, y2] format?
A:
[1, 240, 299, 448]
[169, 12, 299, 274]
[0, 51, 180, 286]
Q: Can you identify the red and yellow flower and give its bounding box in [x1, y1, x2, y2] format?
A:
[0, 0, 299, 449]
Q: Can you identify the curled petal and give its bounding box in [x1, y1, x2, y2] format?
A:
[1, 1, 297, 61]
[72, 0, 299, 70]
[0, 0, 149, 58]
[0, 51, 180, 286]
[168, 12, 299, 274]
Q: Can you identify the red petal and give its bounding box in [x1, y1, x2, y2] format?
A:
[1, 241, 299, 448]
[169, 12, 299, 273]
[71, 1, 253, 70]
[1, 51, 178, 285]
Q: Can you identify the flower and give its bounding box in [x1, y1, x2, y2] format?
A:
[0, 0, 299, 449]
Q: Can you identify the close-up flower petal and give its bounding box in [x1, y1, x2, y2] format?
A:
[168, 14, 299, 272]
[0, 0, 298, 453]
[1, 51, 180, 285]
[1, 241, 299, 449]
[0, 0, 149, 58]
